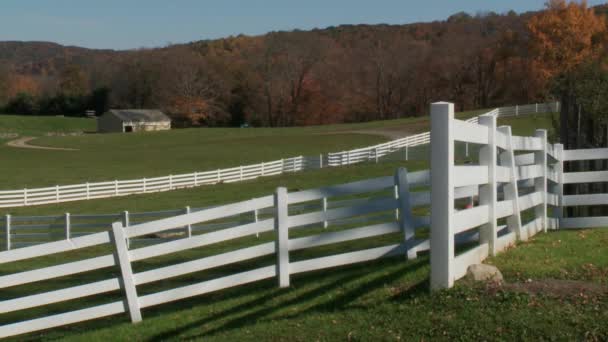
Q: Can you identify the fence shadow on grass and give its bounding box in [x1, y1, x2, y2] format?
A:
[150, 257, 427, 341]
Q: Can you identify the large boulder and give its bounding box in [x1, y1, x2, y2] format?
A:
[466, 264, 504, 283]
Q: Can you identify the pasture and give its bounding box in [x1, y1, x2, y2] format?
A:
[1, 112, 552, 217]
[2, 107, 606, 341]
[0, 107, 509, 190]
[0, 114, 95, 139]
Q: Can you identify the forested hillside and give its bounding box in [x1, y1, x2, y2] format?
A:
[0, 4, 605, 127]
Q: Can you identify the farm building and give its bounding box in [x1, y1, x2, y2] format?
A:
[97, 109, 171, 133]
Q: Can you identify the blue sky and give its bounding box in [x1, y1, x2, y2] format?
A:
[1, 0, 606, 50]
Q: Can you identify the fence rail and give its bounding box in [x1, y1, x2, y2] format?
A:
[6, 100, 608, 340]
[0, 102, 559, 208]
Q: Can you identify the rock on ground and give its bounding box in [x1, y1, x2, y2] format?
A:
[466, 264, 504, 283]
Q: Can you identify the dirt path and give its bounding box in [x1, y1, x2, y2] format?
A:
[6, 137, 78, 151]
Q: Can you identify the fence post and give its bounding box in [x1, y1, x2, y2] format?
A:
[254, 209, 260, 237]
[535, 129, 548, 233]
[322, 197, 328, 228]
[114, 180, 119, 195]
[194, 172, 199, 186]
[185, 206, 192, 238]
[111, 222, 142, 323]
[143, 178, 147, 192]
[430, 102, 455, 290]
[23, 188, 27, 206]
[169, 175, 173, 189]
[555, 143, 564, 228]
[217, 169, 221, 183]
[465, 143, 469, 158]
[262, 162, 266, 176]
[498, 126, 524, 240]
[4, 214, 10, 251]
[122, 211, 130, 248]
[478, 115, 498, 256]
[375, 147, 379, 163]
[55, 185, 60, 202]
[274, 187, 290, 288]
[405, 146, 409, 161]
[395, 168, 416, 259]
[555, 101, 560, 113]
[535, 103, 538, 113]
[64, 212, 71, 240]
[515, 105, 519, 116]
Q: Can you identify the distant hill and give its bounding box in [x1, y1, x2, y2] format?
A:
[0, 5, 602, 126]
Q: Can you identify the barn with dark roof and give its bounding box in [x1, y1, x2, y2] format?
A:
[97, 109, 171, 133]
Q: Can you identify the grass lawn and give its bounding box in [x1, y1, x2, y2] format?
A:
[1, 112, 552, 218]
[0, 111, 553, 190]
[2, 109, 603, 341]
[0, 114, 95, 138]
[2, 227, 606, 341]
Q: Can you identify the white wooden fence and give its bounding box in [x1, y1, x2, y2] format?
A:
[0, 168, 437, 338]
[0, 102, 559, 209]
[2, 194, 429, 251]
[3, 101, 588, 339]
[429, 102, 563, 289]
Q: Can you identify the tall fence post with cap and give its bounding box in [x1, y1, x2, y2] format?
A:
[274, 187, 290, 288]
[430, 101, 455, 290]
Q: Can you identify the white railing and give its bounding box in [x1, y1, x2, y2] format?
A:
[5, 100, 603, 339]
[0, 168, 435, 338]
[2, 193, 431, 251]
[0, 102, 559, 208]
[429, 102, 561, 289]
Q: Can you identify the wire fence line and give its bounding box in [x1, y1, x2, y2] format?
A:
[0, 102, 559, 208]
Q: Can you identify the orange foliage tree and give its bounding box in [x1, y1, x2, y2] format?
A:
[527, 0, 607, 93]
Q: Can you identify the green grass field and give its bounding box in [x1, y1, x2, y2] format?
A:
[1, 112, 553, 218]
[0, 114, 95, 138]
[2, 227, 605, 341]
[0, 108, 536, 190]
[3, 110, 605, 341]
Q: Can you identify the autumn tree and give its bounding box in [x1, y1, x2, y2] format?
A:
[59, 64, 89, 96]
[157, 49, 225, 126]
[528, 0, 607, 148]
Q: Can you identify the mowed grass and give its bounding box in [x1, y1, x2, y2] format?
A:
[0, 114, 95, 138]
[2, 228, 606, 341]
[0, 111, 553, 190]
[1, 112, 553, 218]
[3, 110, 604, 341]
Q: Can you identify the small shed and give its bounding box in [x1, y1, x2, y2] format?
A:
[97, 109, 171, 133]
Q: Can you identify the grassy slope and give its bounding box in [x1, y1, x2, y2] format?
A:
[0, 107, 504, 189]
[5, 229, 606, 341]
[0, 114, 95, 138]
[2, 113, 553, 217]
